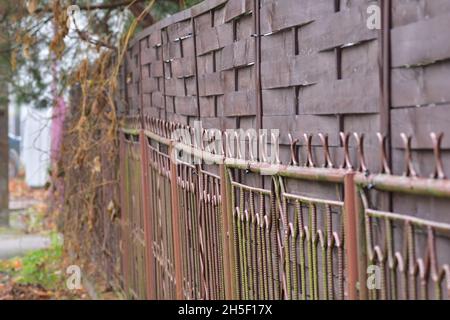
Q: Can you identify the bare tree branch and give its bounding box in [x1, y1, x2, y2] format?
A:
[34, 0, 155, 28]
[35, 0, 147, 13]
[72, 17, 117, 52]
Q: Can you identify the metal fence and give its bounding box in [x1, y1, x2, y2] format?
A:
[118, 115, 450, 300]
[110, 0, 450, 300]
[59, 0, 450, 300]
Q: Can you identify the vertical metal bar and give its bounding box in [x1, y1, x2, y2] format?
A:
[253, 0, 264, 191]
[310, 203, 318, 300]
[230, 171, 242, 299]
[191, 172, 201, 299]
[379, 0, 393, 218]
[139, 130, 155, 299]
[380, 0, 392, 155]
[249, 191, 258, 299]
[270, 182, 281, 300]
[215, 178, 225, 299]
[238, 187, 247, 299]
[161, 29, 168, 121]
[191, 16, 201, 121]
[355, 184, 368, 300]
[118, 133, 127, 296]
[120, 133, 131, 298]
[169, 143, 183, 299]
[254, 0, 262, 135]
[344, 172, 359, 300]
[219, 163, 234, 299]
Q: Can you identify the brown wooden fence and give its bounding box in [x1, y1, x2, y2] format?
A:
[112, 0, 450, 300]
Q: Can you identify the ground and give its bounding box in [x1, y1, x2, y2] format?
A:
[0, 178, 89, 300]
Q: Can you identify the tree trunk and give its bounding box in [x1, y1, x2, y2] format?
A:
[0, 92, 8, 226]
[0, 1, 10, 225]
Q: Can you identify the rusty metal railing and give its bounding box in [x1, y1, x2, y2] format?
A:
[353, 133, 450, 300]
[119, 116, 450, 300]
[355, 173, 450, 300]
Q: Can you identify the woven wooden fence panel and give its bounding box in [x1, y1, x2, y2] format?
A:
[121, 1, 450, 161]
[112, 0, 450, 300]
[391, 1, 450, 175]
[118, 0, 450, 204]
[119, 0, 450, 275]
[121, 0, 387, 173]
[388, 1, 450, 272]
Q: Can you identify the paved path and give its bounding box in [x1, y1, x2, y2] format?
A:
[0, 234, 51, 259]
[9, 199, 41, 211]
[0, 198, 51, 260]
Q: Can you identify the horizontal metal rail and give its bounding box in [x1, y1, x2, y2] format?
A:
[355, 173, 450, 198]
[118, 121, 450, 301]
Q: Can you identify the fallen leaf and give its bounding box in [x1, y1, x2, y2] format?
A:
[27, 0, 39, 14]
[92, 156, 102, 173]
[13, 259, 22, 270]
